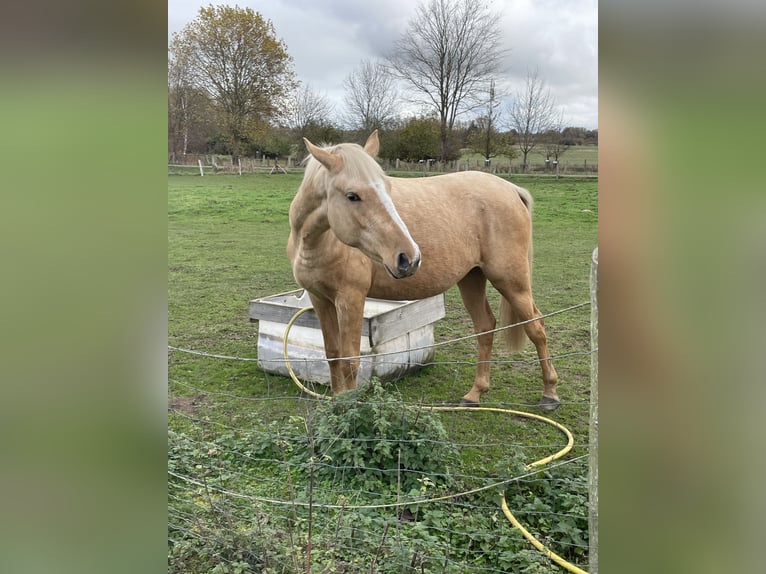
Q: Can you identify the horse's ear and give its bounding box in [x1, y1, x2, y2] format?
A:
[363, 130, 379, 157]
[304, 138, 342, 173]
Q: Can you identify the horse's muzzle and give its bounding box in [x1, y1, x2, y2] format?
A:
[393, 251, 421, 279]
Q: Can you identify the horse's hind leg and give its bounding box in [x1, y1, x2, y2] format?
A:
[457, 268, 496, 405]
[528, 302, 561, 410]
[496, 283, 560, 410]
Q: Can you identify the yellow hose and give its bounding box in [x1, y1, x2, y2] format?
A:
[501, 494, 587, 574]
[282, 306, 588, 574]
[281, 306, 332, 400]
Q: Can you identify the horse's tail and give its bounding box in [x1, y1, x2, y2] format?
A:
[499, 185, 534, 352]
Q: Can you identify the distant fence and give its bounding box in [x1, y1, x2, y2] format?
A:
[168, 154, 300, 176]
[382, 158, 598, 176]
[169, 154, 597, 177]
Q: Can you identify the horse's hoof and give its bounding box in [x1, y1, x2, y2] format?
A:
[538, 396, 561, 411]
[459, 399, 480, 407]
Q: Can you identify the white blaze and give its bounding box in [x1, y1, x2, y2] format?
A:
[370, 180, 420, 259]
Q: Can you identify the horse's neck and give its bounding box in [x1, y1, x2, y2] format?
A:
[290, 183, 331, 248]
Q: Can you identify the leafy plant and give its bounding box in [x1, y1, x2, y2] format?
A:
[311, 378, 460, 494]
[168, 416, 589, 573]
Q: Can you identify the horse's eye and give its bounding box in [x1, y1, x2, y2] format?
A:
[346, 192, 361, 202]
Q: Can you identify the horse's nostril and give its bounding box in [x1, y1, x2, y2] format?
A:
[397, 252, 411, 272]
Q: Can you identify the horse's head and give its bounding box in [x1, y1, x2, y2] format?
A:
[303, 131, 421, 279]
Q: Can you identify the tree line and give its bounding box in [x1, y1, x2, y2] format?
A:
[169, 2, 596, 169]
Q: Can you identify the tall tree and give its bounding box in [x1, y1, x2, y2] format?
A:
[507, 68, 558, 172]
[168, 51, 194, 159]
[168, 51, 217, 158]
[169, 5, 297, 164]
[342, 59, 399, 133]
[387, 0, 503, 161]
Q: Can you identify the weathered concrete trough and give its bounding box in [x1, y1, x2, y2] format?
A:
[249, 289, 445, 385]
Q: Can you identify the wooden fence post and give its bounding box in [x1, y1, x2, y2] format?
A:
[589, 247, 598, 573]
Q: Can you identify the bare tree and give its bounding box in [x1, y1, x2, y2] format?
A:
[387, 0, 503, 161]
[466, 78, 506, 166]
[168, 52, 216, 158]
[541, 111, 569, 177]
[168, 51, 194, 158]
[285, 83, 335, 139]
[507, 68, 558, 172]
[342, 59, 399, 133]
[482, 78, 502, 164]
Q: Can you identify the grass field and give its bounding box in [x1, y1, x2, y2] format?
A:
[458, 145, 597, 169]
[168, 171, 598, 572]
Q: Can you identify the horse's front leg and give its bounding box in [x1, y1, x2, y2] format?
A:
[309, 292, 366, 395]
[308, 293, 345, 395]
[335, 293, 366, 392]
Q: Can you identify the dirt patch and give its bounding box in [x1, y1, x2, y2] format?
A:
[169, 394, 207, 415]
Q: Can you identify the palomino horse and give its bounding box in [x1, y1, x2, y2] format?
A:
[286, 131, 560, 410]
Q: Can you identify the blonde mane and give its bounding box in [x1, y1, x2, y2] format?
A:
[302, 142, 385, 191]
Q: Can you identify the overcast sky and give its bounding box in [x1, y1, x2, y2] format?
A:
[168, 0, 598, 129]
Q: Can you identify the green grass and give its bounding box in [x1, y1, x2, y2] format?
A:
[168, 171, 597, 572]
[168, 172, 596, 407]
